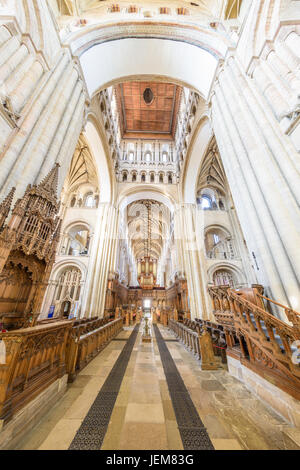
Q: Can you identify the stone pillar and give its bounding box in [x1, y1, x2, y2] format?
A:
[9, 60, 44, 113]
[211, 56, 300, 316]
[0, 44, 29, 84]
[175, 204, 211, 321]
[173, 207, 185, 278]
[252, 62, 289, 120]
[266, 50, 300, 94]
[82, 204, 119, 317]
[285, 32, 300, 58]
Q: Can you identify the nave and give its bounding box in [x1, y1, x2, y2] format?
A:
[16, 322, 299, 451]
[0, 1, 300, 452]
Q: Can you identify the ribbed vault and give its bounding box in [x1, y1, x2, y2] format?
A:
[64, 134, 98, 192]
[197, 137, 226, 193]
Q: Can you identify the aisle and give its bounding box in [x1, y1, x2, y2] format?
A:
[17, 323, 299, 450]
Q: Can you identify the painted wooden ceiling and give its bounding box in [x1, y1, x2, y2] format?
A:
[115, 81, 182, 140]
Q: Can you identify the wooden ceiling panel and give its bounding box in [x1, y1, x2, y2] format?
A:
[115, 81, 182, 140]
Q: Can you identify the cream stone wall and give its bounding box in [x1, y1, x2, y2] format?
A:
[0, 1, 86, 201]
[228, 356, 300, 428]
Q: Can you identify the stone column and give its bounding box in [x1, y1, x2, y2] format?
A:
[82, 204, 119, 317]
[9, 60, 44, 113]
[285, 32, 300, 58]
[175, 204, 211, 321]
[211, 56, 300, 317]
[0, 52, 69, 195]
[252, 62, 289, 120]
[267, 50, 300, 94]
[275, 41, 300, 76]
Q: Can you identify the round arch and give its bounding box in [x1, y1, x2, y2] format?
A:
[181, 117, 213, 204]
[207, 262, 246, 285]
[204, 224, 232, 237]
[62, 220, 92, 235]
[51, 259, 87, 283]
[84, 116, 114, 204]
[79, 38, 219, 100]
[118, 187, 175, 213]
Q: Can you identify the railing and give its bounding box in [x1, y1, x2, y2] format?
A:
[66, 317, 123, 382]
[168, 318, 219, 370]
[0, 320, 72, 423]
[208, 285, 300, 400]
[256, 292, 300, 330]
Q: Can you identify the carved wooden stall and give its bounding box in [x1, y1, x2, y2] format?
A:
[104, 275, 129, 319]
[208, 285, 300, 400]
[166, 277, 190, 321]
[0, 164, 62, 330]
[0, 320, 72, 423]
[66, 317, 123, 382]
[0, 316, 123, 426]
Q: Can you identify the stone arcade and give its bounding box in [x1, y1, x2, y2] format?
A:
[0, 0, 299, 451]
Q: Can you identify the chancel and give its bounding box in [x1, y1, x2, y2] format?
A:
[0, 0, 299, 451]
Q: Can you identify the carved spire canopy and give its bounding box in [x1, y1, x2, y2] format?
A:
[36, 163, 60, 204]
[0, 187, 15, 218]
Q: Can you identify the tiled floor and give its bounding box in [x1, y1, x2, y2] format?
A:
[16, 324, 300, 450]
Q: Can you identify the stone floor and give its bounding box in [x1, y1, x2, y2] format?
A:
[16, 324, 300, 450]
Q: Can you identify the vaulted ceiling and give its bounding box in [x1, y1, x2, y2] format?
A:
[197, 137, 226, 193]
[127, 200, 170, 261]
[115, 81, 182, 140]
[64, 134, 98, 192]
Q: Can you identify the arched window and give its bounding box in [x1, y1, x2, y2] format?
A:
[150, 173, 155, 183]
[141, 173, 146, 182]
[129, 151, 134, 162]
[122, 172, 128, 182]
[85, 194, 94, 208]
[62, 225, 90, 256]
[201, 195, 212, 210]
[205, 228, 234, 260]
[70, 197, 76, 207]
[54, 267, 82, 318]
[159, 173, 164, 183]
[132, 173, 137, 182]
[168, 173, 172, 184]
[213, 234, 219, 244]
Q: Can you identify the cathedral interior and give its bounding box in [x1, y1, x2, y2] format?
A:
[0, 0, 299, 452]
